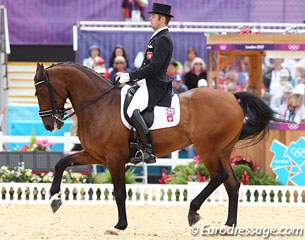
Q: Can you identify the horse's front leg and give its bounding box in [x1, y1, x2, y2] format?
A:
[50, 151, 99, 213]
[105, 159, 127, 235]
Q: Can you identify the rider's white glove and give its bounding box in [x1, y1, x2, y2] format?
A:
[115, 72, 130, 84]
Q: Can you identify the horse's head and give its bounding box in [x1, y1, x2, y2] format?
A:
[34, 63, 68, 132]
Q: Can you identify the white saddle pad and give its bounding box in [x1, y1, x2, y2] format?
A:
[120, 84, 180, 130]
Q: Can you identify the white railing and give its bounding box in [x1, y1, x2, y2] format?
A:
[78, 21, 305, 33]
[0, 183, 304, 207]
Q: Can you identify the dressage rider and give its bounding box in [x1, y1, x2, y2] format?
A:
[115, 3, 174, 163]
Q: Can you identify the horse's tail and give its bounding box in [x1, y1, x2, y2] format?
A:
[234, 92, 276, 144]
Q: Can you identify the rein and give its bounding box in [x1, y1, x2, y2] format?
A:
[63, 83, 117, 120]
[35, 69, 118, 122]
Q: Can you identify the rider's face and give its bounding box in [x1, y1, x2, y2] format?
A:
[149, 13, 163, 31]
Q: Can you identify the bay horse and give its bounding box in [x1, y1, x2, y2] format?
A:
[33, 62, 275, 234]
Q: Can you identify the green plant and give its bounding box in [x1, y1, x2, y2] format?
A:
[92, 168, 136, 184]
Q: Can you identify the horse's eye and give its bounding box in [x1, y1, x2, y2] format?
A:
[37, 89, 48, 99]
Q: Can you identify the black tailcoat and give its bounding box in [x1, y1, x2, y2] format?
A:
[129, 28, 173, 111]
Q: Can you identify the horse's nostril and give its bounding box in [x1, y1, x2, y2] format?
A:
[45, 123, 54, 131]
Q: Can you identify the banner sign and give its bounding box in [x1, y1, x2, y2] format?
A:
[270, 137, 305, 186]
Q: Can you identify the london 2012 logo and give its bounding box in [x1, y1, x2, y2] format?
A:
[270, 137, 305, 186]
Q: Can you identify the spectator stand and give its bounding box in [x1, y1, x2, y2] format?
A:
[206, 33, 305, 185]
[206, 33, 305, 95]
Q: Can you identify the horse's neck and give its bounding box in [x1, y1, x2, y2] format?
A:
[66, 70, 112, 107]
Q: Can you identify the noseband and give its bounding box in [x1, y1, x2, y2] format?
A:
[34, 70, 71, 122]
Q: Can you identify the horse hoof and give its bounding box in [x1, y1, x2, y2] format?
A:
[188, 213, 201, 226]
[105, 227, 121, 235]
[50, 199, 62, 213]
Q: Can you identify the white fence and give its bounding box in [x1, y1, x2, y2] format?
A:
[0, 183, 304, 207]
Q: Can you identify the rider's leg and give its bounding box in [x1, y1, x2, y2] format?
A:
[127, 82, 156, 164]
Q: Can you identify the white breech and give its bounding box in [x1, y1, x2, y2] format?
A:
[127, 80, 149, 118]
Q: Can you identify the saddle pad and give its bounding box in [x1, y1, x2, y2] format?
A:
[120, 84, 180, 130]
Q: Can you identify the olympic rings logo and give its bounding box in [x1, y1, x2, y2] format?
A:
[288, 124, 299, 130]
[290, 147, 305, 158]
[288, 45, 300, 51]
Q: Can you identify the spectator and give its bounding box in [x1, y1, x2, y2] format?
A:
[225, 82, 238, 93]
[109, 45, 129, 69]
[93, 56, 110, 79]
[282, 58, 305, 79]
[293, 67, 305, 86]
[269, 68, 291, 98]
[221, 71, 241, 92]
[270, 82, 293, 113]
[109, 56, 130, 83]
[172, 75, 188, 94]
[121, 0, 148, 22]
[293, 83, 305, 96]
[246, 85, 258, 95]
[236, 57, 249, 90]
[197, 79, 208, 88]
[279, 93, 305, 123]
[82, 45, 102, 69]
[184, 57, 207, 90]
[167, 60, 178, 78]
[183, 48, 198, 74]
[263, 58, 285, 97]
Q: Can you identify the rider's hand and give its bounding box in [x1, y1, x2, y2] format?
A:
[115, 72, 130, 84]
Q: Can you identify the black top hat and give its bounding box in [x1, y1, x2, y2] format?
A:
[148, 3, 174, 18]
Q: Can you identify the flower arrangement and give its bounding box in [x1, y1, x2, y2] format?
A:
[158, 155, 280, 185]
[230, 155, 280, 185]
[19, 135, 54, 152]
[237, 26, 259, 34]
[159, 156, 209, 184]
[0, 163, 88, 183]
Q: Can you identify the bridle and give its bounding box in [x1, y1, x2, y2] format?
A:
[34, 70, 69, 122]
[34, 69, 118, 122]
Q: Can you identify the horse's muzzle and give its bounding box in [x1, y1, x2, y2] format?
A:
[45, 118, 64, 132]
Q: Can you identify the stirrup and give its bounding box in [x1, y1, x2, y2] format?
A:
[130, 149, 156, 164]
[130, 150, 144, 165]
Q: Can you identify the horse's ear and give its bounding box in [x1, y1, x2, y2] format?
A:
[35, 63, 45, 81]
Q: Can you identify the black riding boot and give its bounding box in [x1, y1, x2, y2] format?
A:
[130, 109, 156, 164]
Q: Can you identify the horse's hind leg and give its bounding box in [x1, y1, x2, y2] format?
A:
[188, 153, 228, 226]
[221, 138, 241, 227]
[50, 151, 99, 213]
